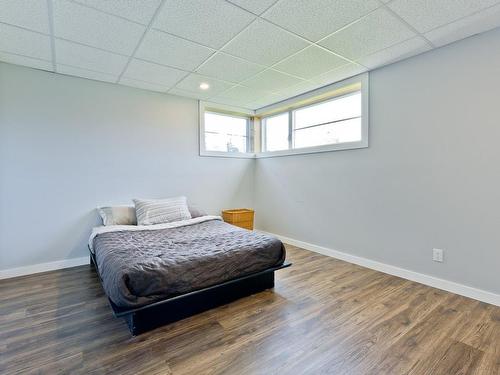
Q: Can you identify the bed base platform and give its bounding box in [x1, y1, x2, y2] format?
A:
[89, 250, 291, 336]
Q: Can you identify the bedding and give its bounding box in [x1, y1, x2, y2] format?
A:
[97, 205, 203, 225]
[133, 196, 191, 225]
[98, 206, 137, 226]
[90, 216, 286, 308]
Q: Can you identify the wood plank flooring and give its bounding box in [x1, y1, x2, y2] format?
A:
[1, 245, 499, 374]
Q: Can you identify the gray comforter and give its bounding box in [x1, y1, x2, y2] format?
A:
[93, 219, 286, 308]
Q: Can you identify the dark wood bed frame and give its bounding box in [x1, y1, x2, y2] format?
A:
[89, 249, 291, 336]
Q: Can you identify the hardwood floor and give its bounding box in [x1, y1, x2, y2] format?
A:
[1, 245, 499, 374]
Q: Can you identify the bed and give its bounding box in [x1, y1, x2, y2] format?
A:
[88, 215, 290, 335]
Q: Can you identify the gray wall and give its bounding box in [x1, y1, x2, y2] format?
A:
[254, 28, 500, 294]
[2, 28, 499, 295]
[0, 63, 254, 270]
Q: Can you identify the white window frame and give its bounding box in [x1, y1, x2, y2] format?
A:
[198, 73, 369, 159]
[199, 101, 255, 158]
[261, 112, 291, 153]
[256, 73, 369, 158]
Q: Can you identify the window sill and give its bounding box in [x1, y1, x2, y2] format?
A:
[200, 140, 368, 159]
[255, 140, 369, 158]
[199, 150, 256, 159]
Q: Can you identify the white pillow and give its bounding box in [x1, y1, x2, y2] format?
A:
[98, 206, 137, 226]
[133, 196, 192, 225]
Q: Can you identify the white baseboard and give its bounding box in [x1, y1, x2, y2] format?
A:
[2, 235, 498, 307]
[264, 231, 500, 307]
[0, 257, 89, 280]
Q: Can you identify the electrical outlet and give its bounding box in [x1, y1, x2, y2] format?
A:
[432, 248, 444, 262]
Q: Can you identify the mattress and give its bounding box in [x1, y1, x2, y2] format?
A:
[91, 217, 286, 308]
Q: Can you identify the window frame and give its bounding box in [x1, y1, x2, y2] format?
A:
[261, 112, 291, 153]
[199, 101, 255, 158]
[199, 73, 369, 159]
[256, 73, 369, 158]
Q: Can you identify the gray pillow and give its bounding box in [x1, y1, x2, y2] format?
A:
[188, 205, 207, 218]
[98, 206, 137, 226]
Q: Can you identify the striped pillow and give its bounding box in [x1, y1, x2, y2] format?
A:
[133, 196, 192, 225]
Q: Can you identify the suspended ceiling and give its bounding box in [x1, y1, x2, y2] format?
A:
[1, 0, 500, 110]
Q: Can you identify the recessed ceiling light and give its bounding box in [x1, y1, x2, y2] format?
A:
[199, 82, 210, 90]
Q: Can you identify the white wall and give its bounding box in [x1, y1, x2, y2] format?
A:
[0, 63, 254, 271]
[254, 28, 500, 295]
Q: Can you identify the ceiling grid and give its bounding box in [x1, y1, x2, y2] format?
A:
[0, 0, 499, 110]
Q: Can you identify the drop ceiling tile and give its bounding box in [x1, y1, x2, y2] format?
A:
[425, 4, 500, 47]
[0, 23, 51, 60]
[210, 86, 276, 109]
[275, 80, 323, 98]
[196, 52, 265, 83]
[241, 68, 306, 92]
[153, 0, 255, 49]
[227, 0, 278, 15]
[222, 19, 309, 66]
[245, 101, 267, 110]
[57, 64, 118, 83]
[119, 77, 170, 93]
[262, 0, 380, 42]
[268, 91, 300, 103]
[169, 87, 213, 100]
[274, 45, 350, 80]
[73, 0, 162, 25]
[0, 0, 49, 33]
[311, 63, 367, 86]
[248, 93, 285, 109]
[358, 36, 431, 69]
[55, 39, 129, 75]
[0, 52, 53, 71]
[136, 29, 214, 71]
[216, 85, 275, 102]
[53, 0, 145, 55]
[388, 0, 499, 33]
[123, 59, 187, 87]
[209, 95, 253, 108]
[175, 73, 234, 96]
[319, 8, 416, 61]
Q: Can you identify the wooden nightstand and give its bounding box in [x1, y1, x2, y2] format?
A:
[222, 208, 254, 230]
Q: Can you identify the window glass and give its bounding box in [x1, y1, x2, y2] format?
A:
[294, 118, 362, 149]
[294, 92, 361, 130]
[260, 90, 363, 153]
[263, 113, 289, 152]
[204, 112, 248, 153]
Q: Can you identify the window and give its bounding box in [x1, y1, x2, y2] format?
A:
[200, 73, 368, 158]
[262, 112, 289, 152]
[294, 92, 362, 148]
[199, 103, 254, 158]
[261, 91, 364, 155]
[204, 112, 249, 153]
[259, 73, 368, 157]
